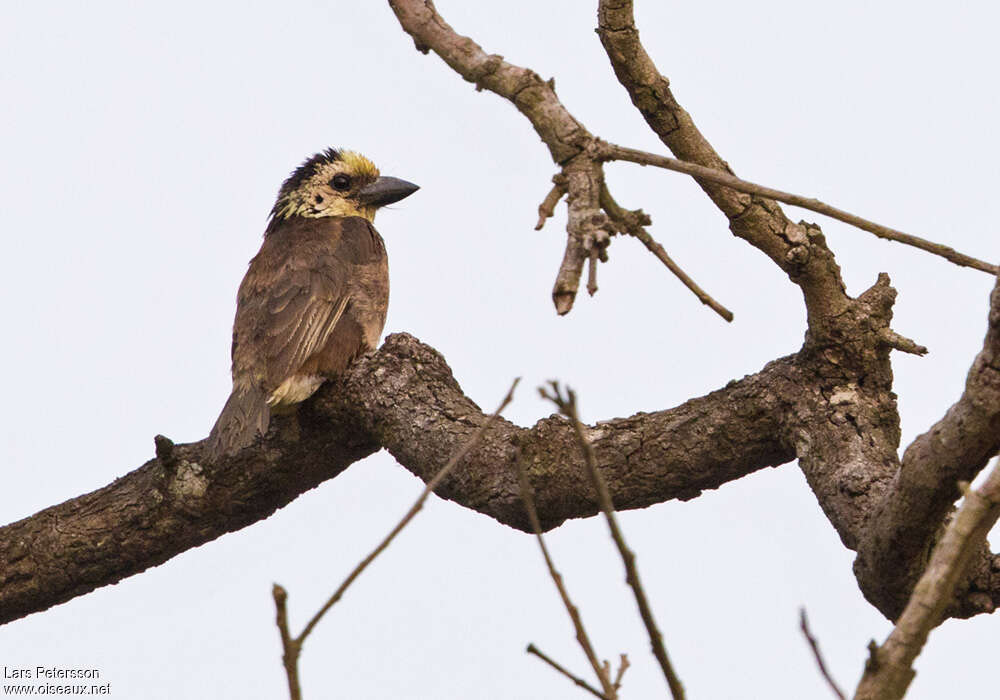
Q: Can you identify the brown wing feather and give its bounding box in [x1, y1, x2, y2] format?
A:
[231, 215, 387, 393]
[208, 215, 387, 459]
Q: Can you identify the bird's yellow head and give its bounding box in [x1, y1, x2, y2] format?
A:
[268, 148, 418, 232]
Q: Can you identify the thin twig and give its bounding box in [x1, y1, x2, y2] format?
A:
[854, 458, 1000, 700]
[517, 453, 617, 699]
[270, 378, 519, 699]
[536, 176, 568, 230]
[878, 328, 928, 356]
[541, 382, 686, 700]
[612, 654, 630, 691]
[272, 584, 302, 700]
[600, 183, 734, 322]
[295, 377, 519, 644]
[799, 608, 846, 700]
[598, 142, 997, 276]
[587, 249, 599, 296]
[526, 643, 607, 700]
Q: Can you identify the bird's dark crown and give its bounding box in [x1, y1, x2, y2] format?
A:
[267, 148, 381, 232]
[272, 148, 343, 212]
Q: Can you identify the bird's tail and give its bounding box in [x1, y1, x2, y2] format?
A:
[206, 382, 270, 461]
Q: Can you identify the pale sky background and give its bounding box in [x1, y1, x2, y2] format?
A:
[1, 2, 998, 698]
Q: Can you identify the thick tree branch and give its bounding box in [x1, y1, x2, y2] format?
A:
[784, 275, 904, 551]
[593, 0, 1000, 626]
[855, 271, 1000, 619]
[596, 0, 907, 594]
[854, 459, 1000, 700]
[0, 334, 794, 625]
[272, 381, 517, 699]
[3, 0, 989, 645]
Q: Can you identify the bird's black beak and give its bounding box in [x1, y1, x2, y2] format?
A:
[357, 176, 420, 208]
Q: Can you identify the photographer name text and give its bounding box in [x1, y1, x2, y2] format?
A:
[3, 668, 100, 681]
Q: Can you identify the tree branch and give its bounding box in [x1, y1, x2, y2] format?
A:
[599, 183, 733, 321]
[593, 0, 1000, 626]
[387, 0, 598, 314]
[299, 379, 517, 645]
[855, 270, 1000, 619]
[595, 0, 850, 328]
[519, 451, 618, 699]
[272, 381, 517, 698]
[599, 142, 996, 276]
[542, 384, 685, 700]
[799, 608, 846, 700]
[854, 459, 1000, 700]
[387, 0, 739, 319]
[536, 175, 568, 231]
[0, 333, 794, 625]
[526, 643, 608, 700]
[272, 584, 302, 700]
[2, 1, 988, 646]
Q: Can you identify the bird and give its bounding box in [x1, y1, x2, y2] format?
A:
[206, 148, 419, 460]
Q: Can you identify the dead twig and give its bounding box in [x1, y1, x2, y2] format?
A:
[517, 452, 618, 699]
[553, 158, 605, 315]
[272, 377, 520, 698]
[536, 175, 568, 230]
[587, 249, 600, 296]
[388, 0, 741, 319]
[272, 584, 302, 700]
[612, 653, 630, 691]
[597, 142, 997, 276]
[526, 643, 607, 700]
[541, 382, 686, 700]
[600, 183, 734, 322]
[854, 458, 1000, 700]
[799, 608, 846, 700]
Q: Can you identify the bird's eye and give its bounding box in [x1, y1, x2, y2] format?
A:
[330, 174, 351, 191]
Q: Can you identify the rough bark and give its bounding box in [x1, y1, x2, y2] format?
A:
[855, 272, 1000, 618]
[594, 0, 1000, 620]
[3, 0, 998, 639]
[386, 0, 600, 313]
[595, 1, 849, 327]
[0, 333, 794, 625]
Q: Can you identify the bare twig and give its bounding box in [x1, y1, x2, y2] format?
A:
[517, 453, 617, 699]
[153, 434, 177, 471]
[272, 584, 302, 700]
[597, 142, 997, 276]
[612, 654, 630, 691]
[541, 382, 686, 700]
[587, 249, 599, 296]
[553, 158, 605, 314]
[854, 458, 1000, 700]
[857, 272, 1000, 618]
[799, 608, 846, 700]
[388, 0, 601, 315]
[271, 378, 519, 698]
[388, 0, 744, 319]
[526, 643, 607, 700]
[600, 183, 734, 322]
[878, 329, 928, 356]
[536, 176, 568, 230]
[297, 378, 519, 643]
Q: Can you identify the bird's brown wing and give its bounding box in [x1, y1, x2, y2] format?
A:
[230, 216, 386, 395]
